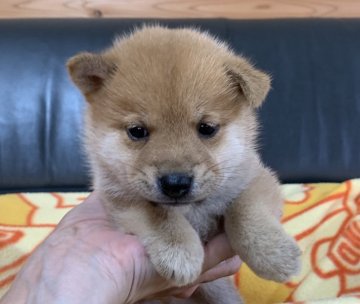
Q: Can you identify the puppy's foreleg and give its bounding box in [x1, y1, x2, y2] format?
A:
[107, 201, 204, 286]
[224, 167, 301, 282]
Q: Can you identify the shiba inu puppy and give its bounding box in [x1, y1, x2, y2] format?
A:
[67, 26, 301, 303]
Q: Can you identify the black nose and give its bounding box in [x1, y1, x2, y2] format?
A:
[159, 173, 193, 199]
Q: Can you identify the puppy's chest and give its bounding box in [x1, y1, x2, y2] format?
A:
[185, 207, 224, 242]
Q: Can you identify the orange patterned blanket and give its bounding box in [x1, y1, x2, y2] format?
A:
[1, 180, 360, 303]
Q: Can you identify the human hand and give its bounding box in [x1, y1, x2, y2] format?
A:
[1, 192, 241, 304]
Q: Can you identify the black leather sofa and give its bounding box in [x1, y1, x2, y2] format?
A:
[1, 18, 360, 193]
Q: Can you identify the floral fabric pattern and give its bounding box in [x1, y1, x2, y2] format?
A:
[1, 180, 360, 303]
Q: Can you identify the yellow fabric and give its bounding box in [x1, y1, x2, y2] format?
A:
[1, 181, 360, 303]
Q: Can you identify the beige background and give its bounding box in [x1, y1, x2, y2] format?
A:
[1, 0, 360, 19]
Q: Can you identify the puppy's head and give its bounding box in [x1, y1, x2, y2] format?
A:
[68, 26, 270, 206]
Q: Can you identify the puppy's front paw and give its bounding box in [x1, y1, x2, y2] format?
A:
[248, 233, 301, 282]
[151, 240, 204, 286]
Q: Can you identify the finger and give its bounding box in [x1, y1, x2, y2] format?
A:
[84, 191, 105, 204]
[202, 234, 235, 271]
[148, 283, 198, 300]
[57, 192, 108, 227]
[199, 255, 242, 283]
[173, 255, 242, 298]
[173, 285, 199, 299]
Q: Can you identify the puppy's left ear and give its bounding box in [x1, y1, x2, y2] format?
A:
[67, 52, 116, 99]
[226, 56, 271, 108]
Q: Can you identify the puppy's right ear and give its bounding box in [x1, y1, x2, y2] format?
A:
[225, 56, 271, 108]
[67, 52, 116, 98]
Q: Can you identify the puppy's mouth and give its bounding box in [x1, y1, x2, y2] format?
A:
[149, 199, 203, 206]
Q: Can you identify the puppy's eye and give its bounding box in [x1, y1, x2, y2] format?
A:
[127, 126, 149, 141]
[197, 123, 219, 138]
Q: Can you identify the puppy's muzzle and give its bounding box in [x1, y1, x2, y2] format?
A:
[158, 173, 193, 199]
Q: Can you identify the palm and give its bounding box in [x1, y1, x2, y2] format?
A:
[52, 192, 169, 303]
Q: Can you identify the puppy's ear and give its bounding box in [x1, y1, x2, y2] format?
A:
[67, 52, 116, 98]
[226, 56, 271, 108]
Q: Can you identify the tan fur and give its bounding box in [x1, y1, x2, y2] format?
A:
[67, 26, 301, 303]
